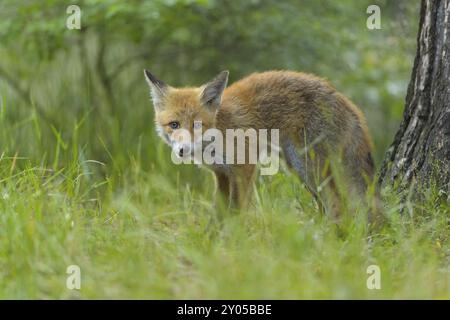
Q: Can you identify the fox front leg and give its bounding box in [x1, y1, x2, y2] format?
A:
[214, 165, 256, 211]
[214, 171, 232, 209]
[230, 164, 257, 210]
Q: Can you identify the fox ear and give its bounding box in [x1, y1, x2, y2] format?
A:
[144, 69, 168, 109]
[201, 70, 229, 110]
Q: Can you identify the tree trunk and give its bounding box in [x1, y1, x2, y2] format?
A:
[379, 0, 450, 194]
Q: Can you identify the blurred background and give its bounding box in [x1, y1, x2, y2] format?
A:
[0, 0, 419, 185]
[4, 1, 450, 301]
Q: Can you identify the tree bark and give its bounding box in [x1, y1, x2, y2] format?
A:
[379, 0, 450, 194]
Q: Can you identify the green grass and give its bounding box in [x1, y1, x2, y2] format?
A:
[0, 152, 448, 299]
[0, 1, 447, 297]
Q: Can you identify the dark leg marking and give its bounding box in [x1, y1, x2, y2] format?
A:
[282, 139, 307, 181]
[282, 138, 319, 199]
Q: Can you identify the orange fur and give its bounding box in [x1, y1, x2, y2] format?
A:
[145, 70, 375, 216]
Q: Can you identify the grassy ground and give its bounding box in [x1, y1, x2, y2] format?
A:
[0, 150, 448, 299]
[0, 3, 447, 297]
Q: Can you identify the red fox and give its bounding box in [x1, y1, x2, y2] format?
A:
[144, 70, 375, 218]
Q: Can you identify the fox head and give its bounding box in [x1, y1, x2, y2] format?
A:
[144, 70, 229, 158]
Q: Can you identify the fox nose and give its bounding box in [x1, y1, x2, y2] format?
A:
[179, 148, 184, 157]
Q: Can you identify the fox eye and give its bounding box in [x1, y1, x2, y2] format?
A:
[168, 121, 180, 130]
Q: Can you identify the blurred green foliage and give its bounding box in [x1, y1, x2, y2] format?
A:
[0, 0, 419, 172]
